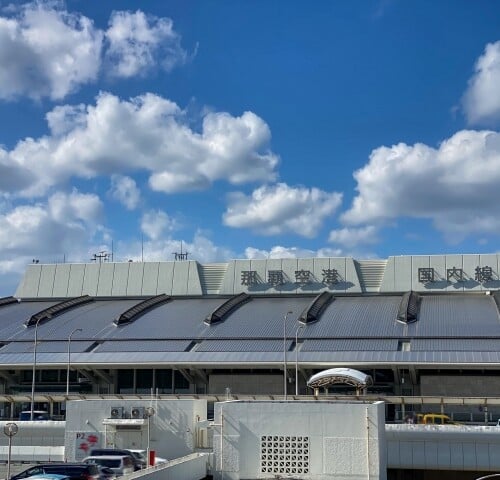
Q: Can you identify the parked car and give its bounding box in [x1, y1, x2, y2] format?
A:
[129, 449, 168, 466]
[415, 413, 461, 425]
[83, 456, 135, 477]
[26, 476, 70, 480]
[11, 464, 100, 480]
[18, 410, 50, 421]
[89, 448, 144, 471]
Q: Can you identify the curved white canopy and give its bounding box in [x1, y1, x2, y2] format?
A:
[307, 367, 373, 389]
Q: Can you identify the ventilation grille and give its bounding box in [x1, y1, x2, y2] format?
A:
[25, 295, 93, 327]
[260, 435, 309, 476]
[0, 296, 18, 308]
[493, 291, 500, 314]
[397, 291, 421, 323]
[355, 260, 388, 292]
[299, 292, 334, 324]
[114, 294, 171, 326]
[205, 292, 251, 325]
[198, 263, 228, 293]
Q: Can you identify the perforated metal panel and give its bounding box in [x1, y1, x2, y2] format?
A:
[260, 435, 309, 476]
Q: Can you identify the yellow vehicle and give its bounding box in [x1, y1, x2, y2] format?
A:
[415, 413, 461, 425]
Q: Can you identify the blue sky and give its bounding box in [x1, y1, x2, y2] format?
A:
[1, 0, 500, 295]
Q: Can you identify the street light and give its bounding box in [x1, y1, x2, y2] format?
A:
[66, 328, 83, 396]
[145, 407, 155, 466]
[283, 311, 293, 400]
[30, 317, 43, 421]
[295, 324, 304, 396]
[3, 422, 18, 480]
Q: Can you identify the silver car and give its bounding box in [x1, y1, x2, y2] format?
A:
[83, 456, 135, 477]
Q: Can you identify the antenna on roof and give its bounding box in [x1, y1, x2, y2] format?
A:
[90, 251, 111, 263]
[172, 241, 189, 261]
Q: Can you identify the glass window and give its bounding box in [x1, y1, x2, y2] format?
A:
[174, 370, 190, 393]
[136, 369, 153, 394]
[41, 370, 59, 382]
[155, 369, 172, 393]
[117, 369, 134, 394]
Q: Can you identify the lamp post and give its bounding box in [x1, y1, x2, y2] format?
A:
[30, 317, 43, 421]
[283, 311, 293, 400]
[295, 324, 304, 396]
[3, 422, 18, 480]
[145, 407, 155, 466]
[66, 328, 82, 396]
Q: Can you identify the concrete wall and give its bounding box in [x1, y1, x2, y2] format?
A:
[0, 421, 65, 462]
[212, 400, 387, 480]
[0, 420, 65, 446]
[15, 254, 500, 298]
[64, 399, 206, 462]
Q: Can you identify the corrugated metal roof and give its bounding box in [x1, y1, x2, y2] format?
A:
[0, 300, 59, 340]
[301, 339, 398, 352]
[108, 298, 222, 339]
[415, 295, 500, 336]
[0, 340, 95, 353]
[0, 293, 499, 367]
[2, 348, 500, 368]
[95, 340, 192, 352]
[304, 296, 402, 337]
[413, 339, 500, 351]
[196, 339, 292, 352]
[205, 297, 311, 338]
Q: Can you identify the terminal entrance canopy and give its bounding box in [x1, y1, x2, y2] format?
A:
[307, 368, 373, 395]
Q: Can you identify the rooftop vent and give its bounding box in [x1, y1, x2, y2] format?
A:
[492, 291, 500, 314]
[114, 294, 171, 326]
[25, 295, 93, 327]
[205, 292, 252, 325]
[397, 291, 421, 324]
[0, 296, 19, 308]
[299, 292, 334, 324]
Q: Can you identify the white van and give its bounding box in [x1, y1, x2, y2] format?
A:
[83, 456, 135, 476]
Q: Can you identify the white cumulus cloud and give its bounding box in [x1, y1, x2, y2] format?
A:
[463, 41, 500, 126]
[140, 210, 176, 240]
[0, 189, 106, 294]
[122, 230, 235, 264]
[342, 129, 500, 243]
[223, 183, 342, 237]
[105, 10, 187, 77]
[0, 2, 102, 100]
[1, 92, 279, 197]
[0, 3, 188, 100]
[0, 190, 103, 256]
[244, 245, 344, 259]
[109, 174, 141, 210]
[328, 226, 378, 247]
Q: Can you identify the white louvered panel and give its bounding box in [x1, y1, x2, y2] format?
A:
[199, 263, 228, 294]
[356, 260, 388, 292]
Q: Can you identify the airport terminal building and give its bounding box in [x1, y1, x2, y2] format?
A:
[0, 253, 499, 420]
